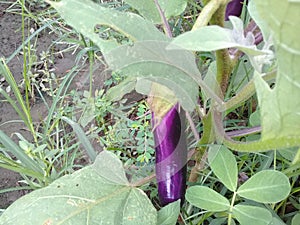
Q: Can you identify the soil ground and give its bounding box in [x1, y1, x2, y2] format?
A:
[0, 2, 106, 209]
[1, 2, 27, 209]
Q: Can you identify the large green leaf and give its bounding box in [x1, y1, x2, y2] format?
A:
[252, 0, 300, 142]
[47, 0, 167, 55]
[157, 200, 180, 225]
[125, 0, 187, 24]
[105, 41, 202, 112]
[47, 0, 212, 112]
[232, 205, 272, 225]
[170, 16, 268, 56]
[292, 213, 300, 225]
[247, 1, 270, 41]
[208, 145, 238, 192]
[0, 151, 157, 225]
[237, 170, 291, 203]
[185, 186, 230, 212]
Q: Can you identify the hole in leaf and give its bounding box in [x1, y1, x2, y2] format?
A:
[94, 24, 133, 45]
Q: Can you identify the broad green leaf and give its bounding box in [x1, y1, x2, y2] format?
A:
[252, 0, 300, 143]
[210, 218, 227, 225]
[247, 1, 271, 41]
[79, 111, 95, 130]
[237, 170, 291, 203]
[106, 76, 136, 101]
[278, 147, 299, 162]
[208, 145, 238, 192]
[270, 216, 287, 225]
[249, 110, 261, 127]
[93, 151, 129, 185]
[125, 0, 187, 24]
[170, 17, 268, 56]
[105, 41, 202, 112]
[48, 0, 223, 110]
[47, 0, 167, 55]
[157, 200, 180, 225]
[202, 61, 222, 102]
[186, 186, 230, 212]
[232, 205, 272, 225]
[230, 55, 254, 94]
[219, 1, 300, 152]
[0, 151, 157, 225]
[292, 213, 300, 225]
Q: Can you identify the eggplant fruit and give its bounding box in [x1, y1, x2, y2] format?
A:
[152, 103, 187, 206]
[225, 0, 248, 21]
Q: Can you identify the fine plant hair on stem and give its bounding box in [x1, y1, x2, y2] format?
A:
[189, 0, 234, 183]
[153, 0, 172, 38]
[192, 0, 227, 30]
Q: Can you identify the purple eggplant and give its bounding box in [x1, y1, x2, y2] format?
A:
[152, 103, 187, 206]
[225, 0, 248, 21]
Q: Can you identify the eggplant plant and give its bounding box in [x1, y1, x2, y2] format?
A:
[1, 0, 300, 224]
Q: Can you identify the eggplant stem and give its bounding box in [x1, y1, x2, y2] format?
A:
[131, 173, 156, 187]
[226, 126, 261, 138]
[186, 112, 200, 141]
[153, 0, 172, 38]
[192, 0, 229, 30]
[188, 150, 209, 183]
[228, 191, 238, 225]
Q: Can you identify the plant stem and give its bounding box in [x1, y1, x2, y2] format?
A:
[189, 111, 214, 183]
[273, 150, 277, 170]
[80, 34, 94, 97]
[88, 41, 94, 97]
[226, 126, 261, 138]
[192, 0, 226, 30]
[228, 191, 237, 225]
[21, 0, 29, 109]
[131, 173, 156, 187]
[21, 0, 37, 142]
[153, 0, 172, 38]
[219, 70, 276, 111]
[213, 109, 300, 152]
[190, 0, 231, 183]
[209, 2, 233, 97]
[186, 112, 200, 141]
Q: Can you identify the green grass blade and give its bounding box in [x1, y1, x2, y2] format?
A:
[0, 186, 33, 195]
[44, 66, 79, 134]
[0, 59, 34, 135]
[0, 131, 43, 175]
[0, 88, 27, 125]
[61, 116, 97, 161]
[0, 162, 44, 181]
